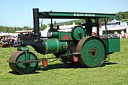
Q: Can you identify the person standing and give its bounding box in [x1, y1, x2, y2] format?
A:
[82, 18, 93, 36]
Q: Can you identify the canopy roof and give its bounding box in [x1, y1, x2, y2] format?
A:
[39, 11, 115, 19]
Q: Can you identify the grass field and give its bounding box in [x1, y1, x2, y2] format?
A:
[0, 39, 128, 85]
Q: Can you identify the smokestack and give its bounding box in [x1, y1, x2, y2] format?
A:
[33, 8, 40, 40]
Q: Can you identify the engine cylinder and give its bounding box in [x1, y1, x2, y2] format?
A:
[43, 39, 68, 54]
[47, 32, 59, 38]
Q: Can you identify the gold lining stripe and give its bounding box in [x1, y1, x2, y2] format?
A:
[45, 41, 48, 54]
[56, 39, 59, 53]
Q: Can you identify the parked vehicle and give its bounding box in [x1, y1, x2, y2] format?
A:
[8, 8, 120, 74]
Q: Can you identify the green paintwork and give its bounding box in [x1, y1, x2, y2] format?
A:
[17, 46, 29, 51]
[43, 39, 68, 54]
[103, 38, 120, 53]
[17, 46, 30, 60]
[81, 38, 105, 67]
[72, 26, 86, 41]
[39, 12, 115, 19]
[16, 52, 38, 74]
[59, 32, 73, 41]
[51, 32, 59, 38]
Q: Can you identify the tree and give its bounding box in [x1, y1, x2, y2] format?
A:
[23, 26, 32, 30]
[40, 24, 47, 31]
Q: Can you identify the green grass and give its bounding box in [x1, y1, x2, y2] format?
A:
[0, 39, 128, 85]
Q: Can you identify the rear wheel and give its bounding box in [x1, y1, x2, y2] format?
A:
[76, 36, 107, 67]
[9, 51, 38, 74]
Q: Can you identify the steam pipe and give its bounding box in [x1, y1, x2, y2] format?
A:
[33, 8, 40, 40]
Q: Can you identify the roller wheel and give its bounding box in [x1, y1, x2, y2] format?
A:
[76, 36, 107, 67]
[9, 51, 38, 74]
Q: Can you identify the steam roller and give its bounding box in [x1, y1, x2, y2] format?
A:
[8, 8, 120, 74]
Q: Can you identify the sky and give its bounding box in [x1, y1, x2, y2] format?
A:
[0, 0, 128, 28]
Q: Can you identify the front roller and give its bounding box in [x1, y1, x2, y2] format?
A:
[9, 51, 38, 74]
[76, 36, 107, 67]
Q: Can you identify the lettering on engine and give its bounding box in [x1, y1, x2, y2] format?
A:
[74, 13, 95, 17]
[62, 34, 70, 40]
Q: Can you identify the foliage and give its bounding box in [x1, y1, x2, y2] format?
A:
[23, 26, 32, 30]
[55, 19, 85, 26]
[40, 24, 47, 31]
[0, 39, 128, 85]
[115, 11, 128, 20]
[120, 19, 128, 22]
[55, 17, 115, 26]
[0, 26, 32, 33]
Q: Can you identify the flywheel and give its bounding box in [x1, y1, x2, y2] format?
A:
[72, 26, 86, 41]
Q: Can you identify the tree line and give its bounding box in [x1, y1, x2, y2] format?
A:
[0, 26, 24, 33]
[0, 11, 128, 33]
[0, 25, 47, 33]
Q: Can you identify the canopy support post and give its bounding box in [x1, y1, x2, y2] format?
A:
[104, 18, 109, 38]
[96, 18, 99, 36]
